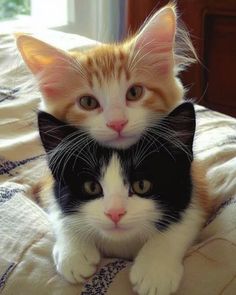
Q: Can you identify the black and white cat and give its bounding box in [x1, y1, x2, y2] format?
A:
[38, 102, 209, 295]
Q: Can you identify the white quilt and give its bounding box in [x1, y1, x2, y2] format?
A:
[0, 30, 236, 295]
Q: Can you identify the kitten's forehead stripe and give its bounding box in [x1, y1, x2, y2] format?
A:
[93, 70, 101, 87]
[124, 65, 131, 81]
[117, 65, 123, 81]
[87, 56, 93, 67]
[119, 50, 125, 61]
[83, 46, 130, 85]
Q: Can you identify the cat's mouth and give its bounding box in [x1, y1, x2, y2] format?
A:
[102, 223, 132, 233]
[103, 134, 140, 149]
[109, 227, 128, 233]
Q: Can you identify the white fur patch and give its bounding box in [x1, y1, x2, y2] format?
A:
[130, 201, 205, 295]
[101, 154, 128, 211]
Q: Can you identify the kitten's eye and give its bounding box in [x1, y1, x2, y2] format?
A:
[79, 96, 99, 110]
[132, 180, 152, 195]
[126, 85, 143, 101]
[83, 181, 102, 196]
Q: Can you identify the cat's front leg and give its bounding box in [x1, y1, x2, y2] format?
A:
[53, 234, 100, 284]
[130, 241, 184, 295]
[130, 207, 204, 295]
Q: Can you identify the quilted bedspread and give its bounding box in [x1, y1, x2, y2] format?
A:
[0, 30, 236, 295]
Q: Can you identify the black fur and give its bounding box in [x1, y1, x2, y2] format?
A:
[38, 102, 196, 230]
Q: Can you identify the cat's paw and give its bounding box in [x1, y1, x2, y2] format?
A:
[130, 257, 183, 295]
[53, 241, 100, 284]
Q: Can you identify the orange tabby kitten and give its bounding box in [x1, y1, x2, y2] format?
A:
[16, 3, 196, 149]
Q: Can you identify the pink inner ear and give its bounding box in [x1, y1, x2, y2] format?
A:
[41, 85, 60, 98]
[136, 28, 173, 53]
[135, 7, 176, 54]
[38, 66, 76, 100]
[39, 70, 64, 99]
[131, 8, 176, 76]
[157, 63, 171, 76]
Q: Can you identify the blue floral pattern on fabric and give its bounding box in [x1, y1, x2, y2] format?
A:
[0, 187, 24, 205]
[205, 197, 236, 226]
[0, 155, 44, 175]
[81, 260, 128, 295]
[0, 263, 16, 290]
[0, 86, 19, 103]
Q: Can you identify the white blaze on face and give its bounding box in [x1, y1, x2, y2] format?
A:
[101, 154, 128, 215]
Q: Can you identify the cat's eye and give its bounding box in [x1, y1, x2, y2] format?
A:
[126, 85, 143, 101]
[83, 181, 102, 196]
[79, 95, 99, 110]
[132, 180, 152, 195]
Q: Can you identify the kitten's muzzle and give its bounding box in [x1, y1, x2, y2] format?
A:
[106, 119, 128, 133]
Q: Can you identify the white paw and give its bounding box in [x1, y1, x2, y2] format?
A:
[53, 241, 100, 284]
[130, 257, 183, 295]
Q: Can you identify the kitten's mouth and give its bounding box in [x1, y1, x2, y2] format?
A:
[104, 223, 132, 233]
[104, 134, 139, 149]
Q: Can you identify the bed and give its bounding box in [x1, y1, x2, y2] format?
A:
[0, 29, 236, 295]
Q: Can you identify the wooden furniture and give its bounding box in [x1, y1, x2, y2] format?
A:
[127, 0, 236, 117]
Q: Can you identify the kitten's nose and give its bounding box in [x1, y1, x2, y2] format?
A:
[106, 120, 128, 133]
[105, 208, 127, 224]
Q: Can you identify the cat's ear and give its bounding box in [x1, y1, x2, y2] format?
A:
[134, 4, 176, 55]
[16, 35, 71, 75]
[16, 35, 75, 99]
[164, 102, 196, 153]
[38, 111, 76, 154]
[128, 4, 177, 75]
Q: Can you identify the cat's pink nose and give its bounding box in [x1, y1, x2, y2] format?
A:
[105, 208, 126, 224]
[106, 120, 128, 133]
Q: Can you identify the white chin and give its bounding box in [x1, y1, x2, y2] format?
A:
[100, 227, 136, 241]
[99, 135, 140, 149]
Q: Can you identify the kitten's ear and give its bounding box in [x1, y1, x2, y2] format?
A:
[16, 35, 76, 99]
[16, 35, 70, 75]
[38, 111, 76, 153]
[163, 102, 196, 153]
[134, 4, 176, 54]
